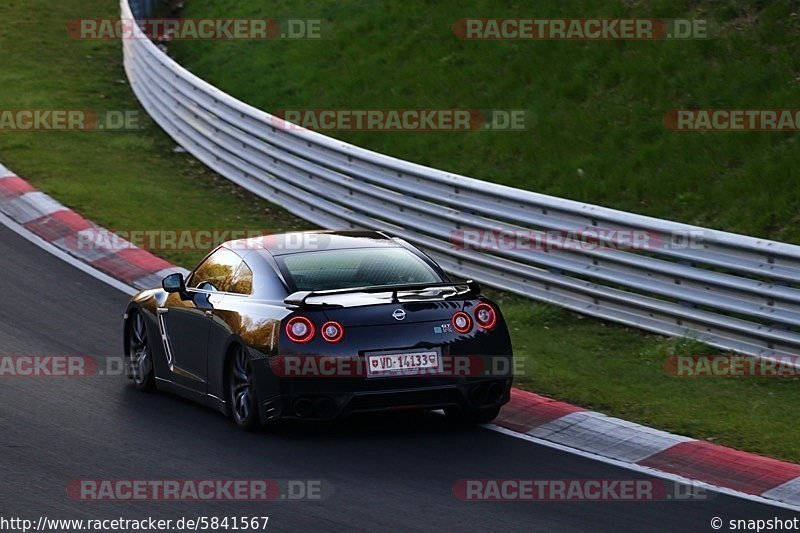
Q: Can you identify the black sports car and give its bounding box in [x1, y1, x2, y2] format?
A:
[124, 230, 513, 430]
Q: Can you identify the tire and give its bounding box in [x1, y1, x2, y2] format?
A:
[127, 311, 155, 392]
[445, 405, 501, 425]
[228, 344, 262, 431]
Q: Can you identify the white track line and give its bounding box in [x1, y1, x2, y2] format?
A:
[486, 424, 800, 513]
[0, 211, 136, 296]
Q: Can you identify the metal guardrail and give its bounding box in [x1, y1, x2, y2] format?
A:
[122, 0, 800, 362]
[128, 0, 160, 19]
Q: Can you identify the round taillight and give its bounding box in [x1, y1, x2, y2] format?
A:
[452, 311, 473, 333]
[321, 321, 344, 343]
[286, 316, 315, 343]
[473, 303, 497, 330]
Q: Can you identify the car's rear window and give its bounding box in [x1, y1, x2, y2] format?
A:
[277, 247, 442, 291]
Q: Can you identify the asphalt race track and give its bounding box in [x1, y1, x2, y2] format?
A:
[0, 225, 797, 532]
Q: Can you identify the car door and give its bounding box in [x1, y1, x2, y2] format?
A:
[159, 247, 244, 392]
[204, 254, 260, 401]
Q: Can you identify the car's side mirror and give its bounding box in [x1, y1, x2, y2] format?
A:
[162, 273, 191, 301]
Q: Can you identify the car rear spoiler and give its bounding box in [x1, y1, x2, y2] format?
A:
[284, 280, 481, 308]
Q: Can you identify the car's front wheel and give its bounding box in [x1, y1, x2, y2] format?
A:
[228, 344, 261, 431]
[127, 311, 155, 391]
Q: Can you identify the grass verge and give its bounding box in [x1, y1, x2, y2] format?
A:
[170, 0, 800, 244]
[0, 0, 798, 461]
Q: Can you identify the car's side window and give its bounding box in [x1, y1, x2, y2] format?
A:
[188, 247, 243, 293]
[227, 260, 253, 295]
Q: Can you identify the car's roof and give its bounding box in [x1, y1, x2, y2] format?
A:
[224, 230, 404, 256]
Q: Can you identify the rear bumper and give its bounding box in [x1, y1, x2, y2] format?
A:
[258, 378, 512, 423]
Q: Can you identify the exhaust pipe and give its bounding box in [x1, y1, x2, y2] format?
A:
[314, 397, 337, 419]
[293, 397, 314, 418]
[469, 384, 488, 406]
[487, 382, 503, 404]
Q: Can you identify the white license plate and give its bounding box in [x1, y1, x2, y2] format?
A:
[366, 351, 440, 377]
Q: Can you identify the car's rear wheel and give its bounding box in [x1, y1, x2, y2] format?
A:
[127, 311, 155, 391]
[228, 344, 261, 431]
[445, 405, 501, 425]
